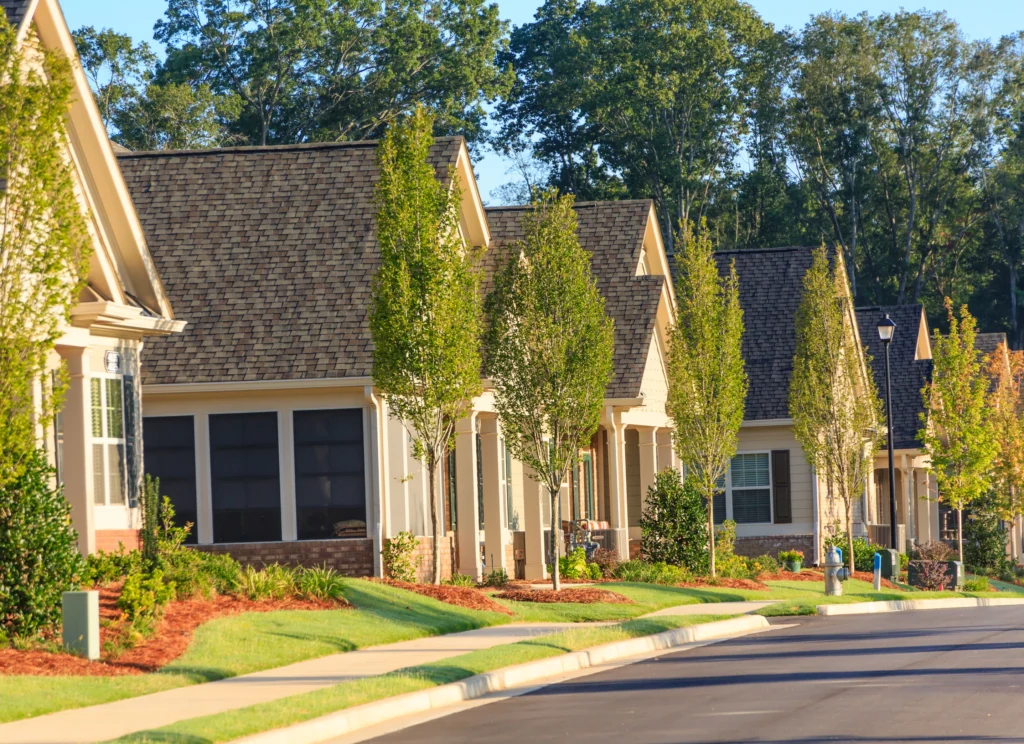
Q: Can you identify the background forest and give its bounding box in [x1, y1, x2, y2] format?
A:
[75, 0, 1024, 343]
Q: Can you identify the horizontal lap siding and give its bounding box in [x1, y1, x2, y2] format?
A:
[736, 425, 812, 527]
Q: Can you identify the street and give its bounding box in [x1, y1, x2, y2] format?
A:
[364, 607, 1024, 744]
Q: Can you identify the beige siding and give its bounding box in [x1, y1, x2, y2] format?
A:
[638, 335, 668, 413]
[734, 425, 814, 536]
[625, 428, 641, 528]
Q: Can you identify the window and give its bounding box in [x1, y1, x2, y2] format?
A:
[209, 412, 281, 543]
[143, 416, 198, 544]
[730, 453, 772, 524]
[445, 448, 457, 531]
[582, 454, 595, 520]
[502, 441, 516, 530]
[293, 409, 365, 540]
[91, 377, 126, 506]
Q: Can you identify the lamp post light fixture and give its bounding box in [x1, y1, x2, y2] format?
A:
[877, 313, 898, 552]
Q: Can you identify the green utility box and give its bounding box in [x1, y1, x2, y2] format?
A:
[879, 549, 901, 582]
[62, 590, 99, 660]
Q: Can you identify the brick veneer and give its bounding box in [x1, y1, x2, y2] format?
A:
[96, 529, 141, 553]
[411, 534, 457, 583]
[192, 538, 374, 576]
[734, 534, 815, 563]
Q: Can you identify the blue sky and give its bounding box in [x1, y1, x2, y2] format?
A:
[61, 0, 1024, 200]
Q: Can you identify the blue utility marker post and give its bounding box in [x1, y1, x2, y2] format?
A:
[873, 552, 882, 591]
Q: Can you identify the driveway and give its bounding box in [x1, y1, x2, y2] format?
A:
[361, 606, 1024, 743]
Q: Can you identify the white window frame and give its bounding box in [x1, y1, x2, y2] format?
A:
[723, 451, 774, 525]
[91, 373, 126, 507]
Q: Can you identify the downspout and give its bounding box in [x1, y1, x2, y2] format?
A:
[363, 386, 388, 577]
[811, 464, 820, 566]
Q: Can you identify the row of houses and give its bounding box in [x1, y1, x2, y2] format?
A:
[7, 0, 1007, 582]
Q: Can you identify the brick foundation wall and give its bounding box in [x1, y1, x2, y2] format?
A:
[96, 529, 140, 554]
[192, 538, 374, 576]
[411, 534, 457, 583]
[629, 539, 642, 560]
[734, 535, 815, 563]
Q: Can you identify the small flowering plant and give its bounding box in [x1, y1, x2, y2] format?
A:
[778, 549, 805, 564]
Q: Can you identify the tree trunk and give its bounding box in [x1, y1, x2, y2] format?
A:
[957, 508, 964, 565]
[550, 486, 561, 591]
[847, 523, 856, 575]
[428, 455, 441, 585]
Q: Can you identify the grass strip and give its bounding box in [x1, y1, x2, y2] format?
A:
[110, 614, 730, 744]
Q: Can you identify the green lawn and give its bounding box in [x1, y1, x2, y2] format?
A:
[0, 581, 507, 724]
[111, 614, 730, 744]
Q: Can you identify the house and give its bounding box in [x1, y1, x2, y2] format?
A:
[119, 140, 677, 581]
[855, 305, 937, 552]
[713, 246, 874, 564]
[0, 0, 184, 554]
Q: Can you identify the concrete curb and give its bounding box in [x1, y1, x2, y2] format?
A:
[817, 597, 1024, 616]
[230, 615, 770, 744]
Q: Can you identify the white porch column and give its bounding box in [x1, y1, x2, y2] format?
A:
[57, 345, 95, 555]
[638, 426, 658, 515]
[656, 428, 675, 474]
[480, 416, 508, 573]
[604, 409, 630, 561]
[454, 414, 482, 581]
[914, 468, 932, 544]
[522, 462, 548, 580]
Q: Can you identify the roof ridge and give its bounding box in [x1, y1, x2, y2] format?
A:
[117, 136, 464, 160]
[714, 245, 817, 255]
[486, 199, 652, 213]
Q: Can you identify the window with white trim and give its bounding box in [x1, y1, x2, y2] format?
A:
[91, 376, 126, 506]
[709, 452, 773, 525]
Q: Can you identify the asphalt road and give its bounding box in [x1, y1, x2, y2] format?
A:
[364, 607, 1024, 744]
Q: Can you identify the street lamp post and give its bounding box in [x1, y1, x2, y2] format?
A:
[878, 313, 898, 552]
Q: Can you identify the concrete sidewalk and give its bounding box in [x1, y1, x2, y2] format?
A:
[0, 623, 577, 744]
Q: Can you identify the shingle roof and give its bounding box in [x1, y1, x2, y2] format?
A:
[118, 139, 464, 385]
[855, 305, 932, 451]
[975, 332, 1007, 358]
[0, 0, 32, 33]
[485, 201, 661, 398]
[121, 143, 661, 396]
[713, 246, 819, 421]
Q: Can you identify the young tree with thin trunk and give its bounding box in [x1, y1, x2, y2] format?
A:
[484, 190, 614, 591]
[789, 246, 879, 572]
[920, 299, 998, 563]
[371, 107, 483, 585]
[666, 225, 747, 578]
[987, 343, 1024, 560]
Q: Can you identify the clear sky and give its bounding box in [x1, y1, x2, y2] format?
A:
[60, 0, 1024, 200]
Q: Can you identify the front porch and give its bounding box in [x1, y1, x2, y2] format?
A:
[866, 452, 939, 553]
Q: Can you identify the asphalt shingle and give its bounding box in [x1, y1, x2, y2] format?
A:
[0, 0, 31, 32]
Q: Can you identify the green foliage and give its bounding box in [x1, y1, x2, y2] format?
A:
[778, 550, 804, 564]
[0, 17, 91, 487]
[371, 108, 482, 584]
[963, 495, 1011, 574]
[666, 226, 747, 577]
[921, 301, 999, 562]
[443, 572, 476, 587]
[639, 470, 710, 574]
[790, 246, 879, 573]
[381, 531, 420, 583]
[297, 567, 346, 601]
[483, 568, 509, 587]
[0, 448, 84, 638]
[139, 475, 161, 566]
[748, 554, 781, 575]
[162, 549, 242, 599]
[559, 548, 589, 580]
[825, 533, 887, 571]
[84, 547, 141, 586]
[586, 563, 603, 580]
[239, 564, 298, 602]
[590, 548, 620, 578]
[712, 520, 750, 579]
[118, 569, 175, 622]
[612, 561, 691, 585]
[484, 188, 614, 590]
[964, 576, 991, 592]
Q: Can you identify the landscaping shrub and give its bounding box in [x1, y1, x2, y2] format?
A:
[381, 531, 419, 583]
[484, 568, 509, 587]
[589, 548, 620, 578]
[138, 475, 161, 566]
[914, 541, 955, 561]
[714, 520, 750, 578]
[639, 470, 709, 574]
[0, 448, 85, 638]
[558, 547, 589, 580]
[963, 498, 1009, 574]
[164, 549, 242, 598]
[587, 562, 602, 580]
[825, 533, 885, 571]
[748, 554, 780, 574]
[117, 569, 175, 621]
[84, 547, 141, 586]
[298, 566, 346, 600]
[240, 564, 297, 601]
[964, 576, 990, 592]
[443, 572, 475, 587]
[612, 560, 690, 585]
[909, 560, 951, 590]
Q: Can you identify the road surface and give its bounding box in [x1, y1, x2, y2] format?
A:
[362, 606, 1024, 743]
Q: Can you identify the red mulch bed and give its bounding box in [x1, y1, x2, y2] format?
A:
[850, 571, 899, 590]
[758, 570, 825, 583]
[676, 577, 769, 591]
[494, 588, 632, 604]
[370, 578, 513, 615]
[0, 586, 347, 677]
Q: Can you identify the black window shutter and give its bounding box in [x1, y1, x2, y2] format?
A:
[772, 450, 792, 524]
[123, 375, 139, 507]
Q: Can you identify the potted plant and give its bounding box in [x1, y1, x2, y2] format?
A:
[778, 549, 804, 573]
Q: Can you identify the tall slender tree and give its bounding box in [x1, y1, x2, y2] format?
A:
[789, 247, 879, 571]
[370, 107, 483, 584]
[484, 190, 614, 591]
[666, 225, 747, 577]
[986, 342, 1024, 558]
[920, 299, 998, 562]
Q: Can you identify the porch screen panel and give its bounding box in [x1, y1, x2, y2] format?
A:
[142, 416, 197, 544]
[210, 412, 281, 543]
[293, 409, 366, 540]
